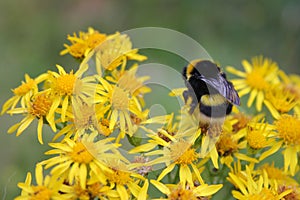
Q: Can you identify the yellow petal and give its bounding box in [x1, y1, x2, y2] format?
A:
[234, 153, 258, 163]
[226, 66, 246, 77]
[79, 163, 87, 189]
[191, 163, 204, 184]
[37, 118, 44, 144]
[110, 109, 118, 130]
[61, 96, 69, 122]
[17, 116, 35, 136]
[256, 90, 264, 112]
[150, 179, 170, 195]
[259, 141, 283, 161]
[129, 142, 157, 154]
[210, 147, 219, 169]
[157, 163, 175, 181]
[69, 162, 79, 184]
[35, 164, 43, 186]
[247, 89, 258, 108]
[242, 60, 252, 73]
[263, 100, 280, 119]
[116, 184, 128, 200]
[138, 180, 149, 200]
[179, 165, 193, 186]
[194, 184, 223, 196]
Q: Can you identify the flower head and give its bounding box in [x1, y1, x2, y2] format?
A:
[1, 73, 47, 115]
[7, 92, 55, 144]
[60, 27, 107, 60]
[15, 164, 63, 200]
[227, 56, 279, 111]
[94, 32, 147, 74]
[40, 131, 118, 189]
[272, 114, 300, 175]
[47, 64, 97, 123]
[151, 179, 222, 200]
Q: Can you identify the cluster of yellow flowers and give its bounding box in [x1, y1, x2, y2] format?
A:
[2, 27, 300, 200]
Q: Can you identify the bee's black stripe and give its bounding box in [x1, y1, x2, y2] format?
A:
[200, 103, 233, 118]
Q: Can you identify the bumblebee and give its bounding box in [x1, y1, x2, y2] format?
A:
[182, 60, 240, 127]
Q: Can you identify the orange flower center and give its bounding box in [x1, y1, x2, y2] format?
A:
[69, 42, 88, 59]
[246, 69, 269, 90]
[111, 86, 129, 111]
[168, 186, 196, 200]
[275, 115, 300, 145]
[216, 133, 239, 156]
[70, 142, 94, 164]
[53, 72, 78, 96]
[86, 32, 106, 49]
[30, 185, 52, 200]
[107, 169, 131, 185]
[29, 94, 52, 118]
[13, 79, 35, 96]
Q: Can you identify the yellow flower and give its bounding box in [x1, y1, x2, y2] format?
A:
[246, 120, 282, 162]
[102, 158, 147, 200]
[272, 114, 300, 175]
[151, 180, 222, 200]
[259, 163, 299, 186]
[15, 164, 63, 200]
[7, 92, 55, 144]
[60, 27, 107, 59]
[94, 32, 147, 74]
[226, 56, 279, 111]
[264, 84, 298, 119]
[47, 64, 97, 123]
[228, 166, 292, 200]
[40, 131, 118, 189]
[95, 76, 148, 140]
[130, 120, 203, 186]
[1, 73, 47, 115]
[278, 70, 300, 116]
[60, 175, 117, 200]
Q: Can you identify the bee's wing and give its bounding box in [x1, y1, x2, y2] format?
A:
[200, 75, 240, 106]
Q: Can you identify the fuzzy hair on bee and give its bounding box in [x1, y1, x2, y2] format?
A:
[182, 60, 240, 126]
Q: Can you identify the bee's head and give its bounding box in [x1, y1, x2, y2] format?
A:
[186, 60, 220, 79]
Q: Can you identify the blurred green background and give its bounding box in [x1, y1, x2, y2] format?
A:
[1, 0, 300, 199]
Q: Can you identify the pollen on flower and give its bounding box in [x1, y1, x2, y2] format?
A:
[69, 142, 94, 164]
[29, 94, 52, 118]
[107, 169, 131, 185]
[260, 163, 286, 181]
[99, 118, 112, 136]
[53, 72, 78, 96]
[216, 133, 239, 156]
[13, 78, 35, 96]
[275, 115, 300, 145]
[31, 185, 52, 200]
[111, 86, 129, 111]
[67, 42, 88, 59]
[170, 141, 198, 165]
[246, 129, 268, 149]
[73, 184, 89, 199]
[278, 185, 300, 200]
[265, 86, 297, 113]
[74, 103, 97, 130]
[158, 128, 176, 143]
[86, 32, 106, 49]
[232, 113, 251, 132]
[117, 70, 144, 94]
[168, 186, 197, 200]
[88, 182, 103, 197]
[246, 69, 269, 90]
[248, 188, 277, 200]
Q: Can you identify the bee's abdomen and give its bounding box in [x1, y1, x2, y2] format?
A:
[200, 94, 233, 118]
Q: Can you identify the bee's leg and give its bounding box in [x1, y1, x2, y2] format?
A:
[183, 90, 189, 103]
